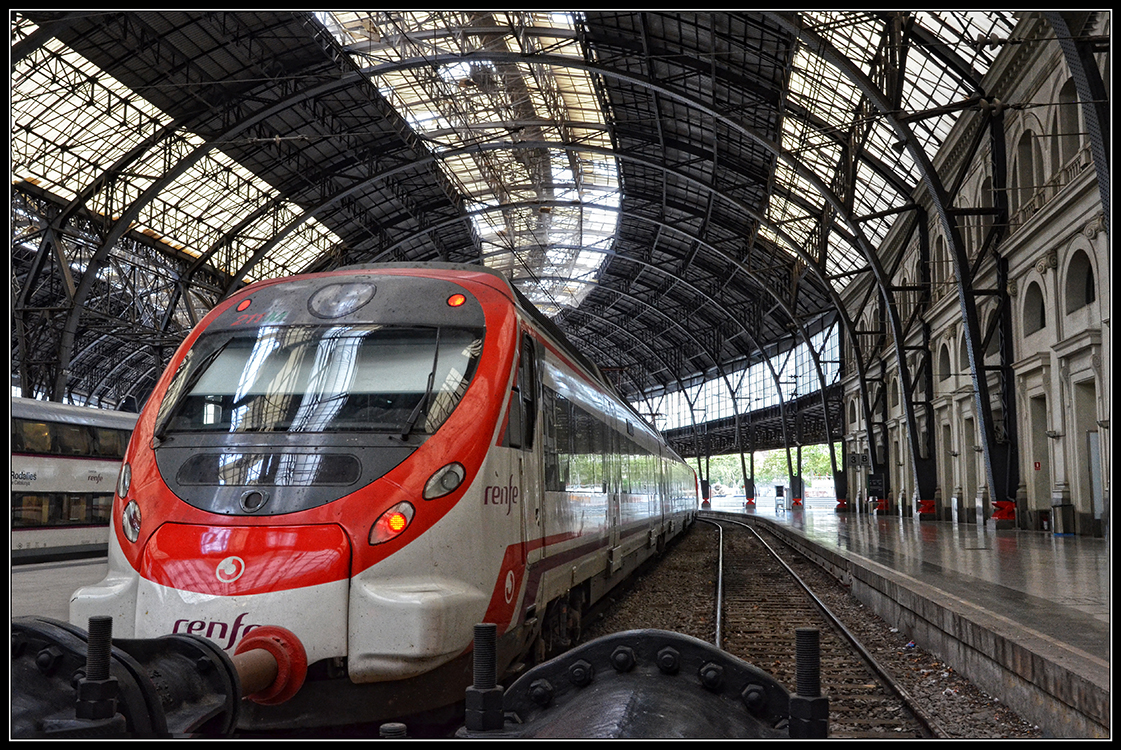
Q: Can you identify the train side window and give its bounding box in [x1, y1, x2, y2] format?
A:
[507, 334, 538, 450]
[92, 427, 127, 457]
[12, 494, 49, 527]
[15, 420, 52, 454]
[90, 494, 113, 523]
[64, 494, 89, 523]
[55, 423, 93, 456]
[518, 334, 537, 450]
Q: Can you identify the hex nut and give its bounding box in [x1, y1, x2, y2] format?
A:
[741, 683, 767, 715]
[610, 645, 636, 673]
[528, 678, 554, 706]
[568, 659, 594, 687]
[656, 646, 680, 674]
[699, 662, 724, 690]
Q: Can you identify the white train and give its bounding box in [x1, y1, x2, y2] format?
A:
[69, 264, 699, 729]
[11, 397, 137, 563]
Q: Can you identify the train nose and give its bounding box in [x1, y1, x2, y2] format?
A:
[133, 523, 352, 666]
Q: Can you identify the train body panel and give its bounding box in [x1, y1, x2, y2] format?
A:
[68, 263, 698, 728]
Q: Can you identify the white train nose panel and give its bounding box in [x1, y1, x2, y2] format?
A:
[134, 577, 348, 665]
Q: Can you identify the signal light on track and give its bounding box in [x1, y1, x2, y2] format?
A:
[370, 501, 415, 545]
[447, 293, 466, 307]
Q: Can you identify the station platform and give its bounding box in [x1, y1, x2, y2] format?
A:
[700, 495, 1110, 738]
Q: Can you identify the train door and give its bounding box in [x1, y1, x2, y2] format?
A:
[512, 332, 544, 568]
[607, 416, 623, 574]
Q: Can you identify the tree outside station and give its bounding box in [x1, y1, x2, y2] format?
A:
[700, 443, 840, 497]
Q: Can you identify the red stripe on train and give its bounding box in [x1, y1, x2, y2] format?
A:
[140, 523, 351, 596]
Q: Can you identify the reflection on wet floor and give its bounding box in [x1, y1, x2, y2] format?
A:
[701, 494, 1110, 662]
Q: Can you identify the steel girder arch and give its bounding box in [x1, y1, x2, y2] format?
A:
[767, 11, 1020, 521]
[554, 278, 798, 487]
[342, 48, 947, 483]
[22, 15, 458, 402]
[1043, 12, 1109, 235]
[12, 185, 213, 405]
[308, 148, 864, 486]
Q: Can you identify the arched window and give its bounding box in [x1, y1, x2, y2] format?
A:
[848, 400, 857, 428]
[890, 377, 899, 408]
[1058, 79, 1081, 167]
[1012, 131, 1037, 215]
[1024, 281, 1046, 334]
[1064, 249, 1096, 312]
[938, 343, 952, 381]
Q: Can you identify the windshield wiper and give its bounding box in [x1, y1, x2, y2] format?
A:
[401, 328, 441, 440]
[152, 337, 232, 444]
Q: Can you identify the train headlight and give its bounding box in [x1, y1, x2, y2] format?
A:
[122, 500, 142, 543]
[308, 282, 376, 319]
[369, 501, 415, 545]
[116, 462, 131, 498]
[423, 462, 466, 500]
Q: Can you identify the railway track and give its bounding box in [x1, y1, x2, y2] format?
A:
[699, 515, 943, 739]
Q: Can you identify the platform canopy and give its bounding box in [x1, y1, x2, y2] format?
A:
[12, 11, 1019, 448]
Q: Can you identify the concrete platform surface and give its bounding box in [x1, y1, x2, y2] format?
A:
[701, 495, 1110, 738]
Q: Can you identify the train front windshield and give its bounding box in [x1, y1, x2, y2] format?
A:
[155, 325, 484, 436]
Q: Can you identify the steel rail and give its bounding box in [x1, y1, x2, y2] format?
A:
[696, 517, 724, 650]
[702, 512, 948, 739]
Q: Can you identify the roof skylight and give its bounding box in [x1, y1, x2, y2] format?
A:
[316, 10, 619, 315]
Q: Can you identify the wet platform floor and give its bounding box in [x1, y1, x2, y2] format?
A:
[701, 495, 1110, 736]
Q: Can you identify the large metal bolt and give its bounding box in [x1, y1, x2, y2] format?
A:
[528, 678, 554, 706]
[610, 645, 636, 673]
[741, 683, 767, 715]
[85, 616, 113, 682]
[699, 662, 724, 690]
[473, 623, 498, 690]
[568, 659, 594, 687]
[656, 646, 680, 675]
[795, 627, 821, 698]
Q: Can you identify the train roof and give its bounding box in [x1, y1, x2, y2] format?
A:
[340, 263, 676, 451]
[11, 397, 139, 430]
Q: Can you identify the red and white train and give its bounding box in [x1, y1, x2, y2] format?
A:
[70, 263, 699, 730]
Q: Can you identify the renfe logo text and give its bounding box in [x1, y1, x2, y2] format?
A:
[484, 476, 519, 515]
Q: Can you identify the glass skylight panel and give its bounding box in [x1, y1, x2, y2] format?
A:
[317, 11, 619, 315]
[12, 34, 343, 284]
[12, 37, 171, 205]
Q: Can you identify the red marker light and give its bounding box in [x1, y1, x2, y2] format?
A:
[447, 293, 466, 307]
[369, 501, 415, 545]
[236, 299, 252, 312]
[387, 512, 408, 533]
